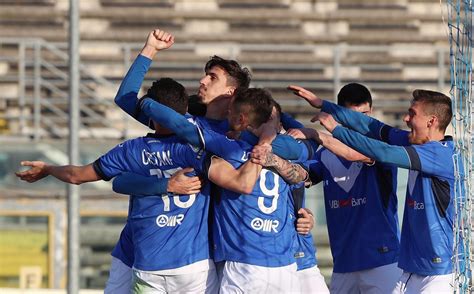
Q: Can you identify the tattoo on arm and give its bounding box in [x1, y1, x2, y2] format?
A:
[264, 152, 307, 184]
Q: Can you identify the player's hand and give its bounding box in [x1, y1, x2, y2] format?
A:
[312, 112, 339, 133]
[296, 208, 314, 235]
[167, 167, 203, 195]
[15, 161, 49, 183]
[248, 121, 277, 146]
[141, 29, 175, 57]
[287, 85, 323, 109]
[250, 143, 275, 167]
[286, 127, 321, 144]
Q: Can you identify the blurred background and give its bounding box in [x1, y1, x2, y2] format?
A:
[0, 0, 455, 291]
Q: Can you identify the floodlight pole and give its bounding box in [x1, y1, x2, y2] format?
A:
[68, 0, 80, 293]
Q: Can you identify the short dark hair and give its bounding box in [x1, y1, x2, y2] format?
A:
[412, 89, 452, 131]
[146, 78, 188, 115]
[232, 88, 273, 128]
[337, 83, 372, 107]
[205, 55, 251, 90]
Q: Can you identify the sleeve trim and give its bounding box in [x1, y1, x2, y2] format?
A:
[403, 146, 421, 170]
[92, 159, 112, 181]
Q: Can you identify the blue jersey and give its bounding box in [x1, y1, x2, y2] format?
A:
[289, 183, 318, 271]
[309, 148, 399, 273]
[94, 133, 211, 271]
[323, 100, 457, 275]
[111, 211, 134, 267]
[198, 127, 297, 267]
[398, 138, 456, 275]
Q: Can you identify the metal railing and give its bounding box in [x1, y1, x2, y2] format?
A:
[0, 38, 451, 139]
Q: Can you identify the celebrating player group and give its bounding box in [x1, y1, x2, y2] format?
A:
[16, 29, 457, 294]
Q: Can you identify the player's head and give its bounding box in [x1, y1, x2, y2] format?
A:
[228, 88, 273, 131]
[337, 83, 373, 115]
[270, 99, 283, 133]
[146, 78, 188, 115]
[404, 89, 452, 144]
[199, 56, 251, 105]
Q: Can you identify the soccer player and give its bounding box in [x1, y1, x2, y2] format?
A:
[15, 78, 267, 293]
[293, 85, 457, 293]
[104, 168, 202, 294]
[250, 103, 330, 293]
[282, 83, 402, 293]
[136, 85, 309, 292]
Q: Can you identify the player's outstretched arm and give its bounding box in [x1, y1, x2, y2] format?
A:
[250, 144, 308, 184]
[112, 168, 202, 196]
[287, 85, 323, 109]
[207, 157, 261, 195]
[115, 29, 175, 127]
[15, 161, 101, 184]
[316, 113, 411, 169]
[288, 127, 373, 163]
[288, 84, 398, 141]
[140, 98, 202, 147]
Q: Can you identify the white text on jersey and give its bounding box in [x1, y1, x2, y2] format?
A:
[142, 149, 173, 166]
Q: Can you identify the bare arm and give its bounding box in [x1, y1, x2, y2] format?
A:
[208, 156, 262, 195]
[320, 132, 374, 164]
[250, 144, 308, 184]
[287, 127, 374, 164]
[16, 161, 101, 185]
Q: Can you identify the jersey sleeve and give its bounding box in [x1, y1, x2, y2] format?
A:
[112, 173, 169, 195]
[198, 127, 248, 163]
[140, 98, 202, 147]
[332, 125, 411, 169]
[308, 155, 324, 185]
[93, 140, 139, 181]
[280, 112, 305, 129]
[114, 54, 153, 127]
[321, 100, 388, 140]
[239, 131, 314, 161]
[408, 143, 454, 179]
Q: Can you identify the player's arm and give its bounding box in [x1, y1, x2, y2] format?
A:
[288, 85, 403, 142]
[207, 156, 261, 194]
[141, 97, 311, 160]
[317, 113, 412, 169]
[250, 144, 308, 184]
[114, 29, 174, 127]
[112, 168, 203, 196]
[280, 112, 305, 129]
[15, 161, 101, 184]
[287, 127, 373, 163]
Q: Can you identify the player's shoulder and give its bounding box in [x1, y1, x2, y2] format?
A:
[414, 136, 454, 154]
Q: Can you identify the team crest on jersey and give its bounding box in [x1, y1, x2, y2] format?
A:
[251, 217, 279, 233]
[156, 214, 185, 227]
[321, 150, 363, 193]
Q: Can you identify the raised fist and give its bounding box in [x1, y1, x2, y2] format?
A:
[144, 29, 175, 51]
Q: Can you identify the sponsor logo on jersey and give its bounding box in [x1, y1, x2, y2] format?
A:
[329, 196, 367, 209]
[407, 198, 425, 210]
[156, 214, 185, 227]
[251, 217, 279, 233]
